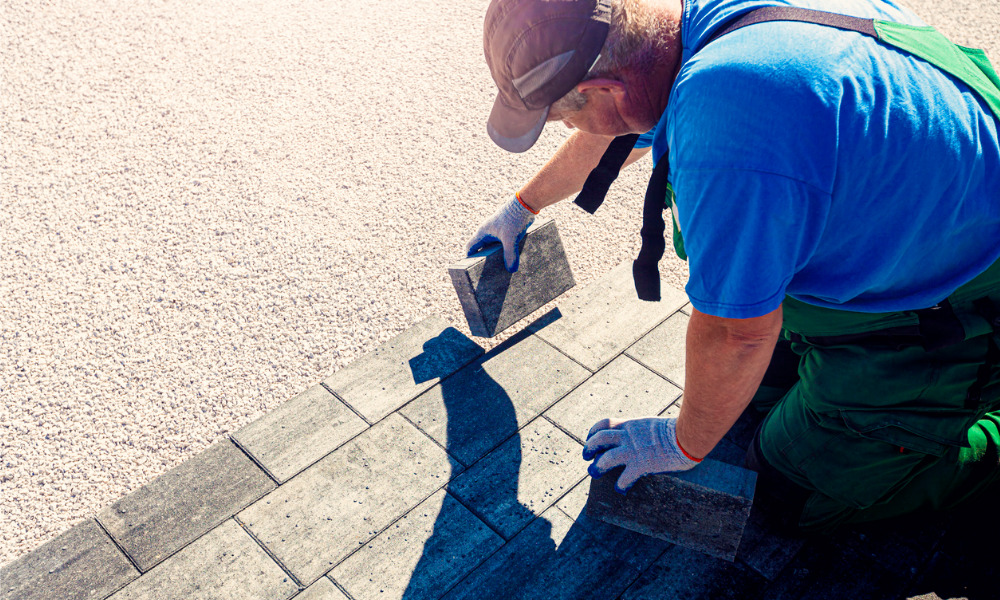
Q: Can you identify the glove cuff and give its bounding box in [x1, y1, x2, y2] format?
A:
[514, 191, 539, 215]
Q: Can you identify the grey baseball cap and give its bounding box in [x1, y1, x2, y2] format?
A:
[484, 0, 612, 152]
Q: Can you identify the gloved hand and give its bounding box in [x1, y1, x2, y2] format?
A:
[465, 195, 536, 273]
[582, 417, 699, 494]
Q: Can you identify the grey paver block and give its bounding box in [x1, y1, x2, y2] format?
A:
[0, 519, 138, 600]
[239, 414, 457, 585]
[586, 459, 757, 562]
[400, 333, 590, 466]
[233, 383, 367, 482]
[450, 217, 575, 338]
[528, 261, 687, 371]
[620, 544, 767, 600]
[107, 519, 298, 600]
[625, 311, 688, 386]
[447, 418, 583, 540]
[97, 440, 275, 572]
[331, 489, 503, 600]
[323, 317, 483, 422]
[297, 578, 350, 600]
[736, 507, 807, 580]
[544, 355, 681, 443]
[441, 508, 641, 600]
[555, 479, 670, 572]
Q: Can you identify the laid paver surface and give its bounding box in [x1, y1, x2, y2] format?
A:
[7, 263, 996, 600]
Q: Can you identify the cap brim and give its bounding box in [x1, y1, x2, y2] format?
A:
[487, 95, 550, 153]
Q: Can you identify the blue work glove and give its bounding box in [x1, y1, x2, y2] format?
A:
[465, 195, 536, 273]
[582, 417, 699, 494]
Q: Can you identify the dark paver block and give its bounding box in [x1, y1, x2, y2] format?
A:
[621, 544, 767, 600]
[441, 508, 641, 600]
[450, 217, 575, 338]
[555, 479, 670, 573]
[331, 489, 503, 600]
[586, 459, 757, 562]
[323, 317, 483, 422]
[528, 261, 687, 371]
[107, 519, 298, 600]
[447, 418, 583, 539]
[544, 355, 681, 443]
[97, 440, 275, 572]
[232, 384, 367, 482]
[400, 333, 590, 466]
[625, 311, 688, 386]
[239, 414, 457, 585]
[1, 519, 138, 600]
[735, 505, 808, 580]
[297, 578, 350, 600]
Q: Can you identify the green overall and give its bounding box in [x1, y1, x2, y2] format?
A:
[667, 9, 1000, 530]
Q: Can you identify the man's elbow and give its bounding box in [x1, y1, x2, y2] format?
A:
[690, 304, 783, 350]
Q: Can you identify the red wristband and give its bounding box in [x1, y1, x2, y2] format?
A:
[675, 430, 703, 463]
[515, 191, 539, 215]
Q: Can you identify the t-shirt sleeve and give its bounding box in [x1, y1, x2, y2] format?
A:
[667, 44, 838, 319]
[633, 128, 656, 149]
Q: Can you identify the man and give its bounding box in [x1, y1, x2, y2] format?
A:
[467, 0, 1000, 531]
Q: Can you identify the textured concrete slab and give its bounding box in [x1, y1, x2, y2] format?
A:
[296, 578, 350, 600]
[107, 519, 298, 600]
[625, 311, 688, 387]
[400, 333, 590, 467]
[0, 519, 138, 600]
[586, 460, 757, 562]
[239, 414, 457, 585]
[544, 355, 681, 443]
[621, 545, 767, 600]
[441, 508, 641, 600]
[555, 479, 670, 573]
[331, 489, 503, 600]
[447, 418, 583, 540]
[736, 507, 808, 581]
[232, 384, 367, 482]
[323, 317, 484, 422]
[97, 440, 275, 572]
[528, 262, 688, 371]
[450, 218, 575, 338]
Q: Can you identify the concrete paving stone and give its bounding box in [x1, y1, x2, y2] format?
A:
[232, 384, 368, 483]
[447, 418, 584, 540]
[904, 551, 987, 600]
[0, 518, 138, 600]
[586, 460, 757, 562]
[625, 311, 688, 387]
[323, 317, 484, 422]
[680, 303, 692, 315]
[107, 519, 298, 600]
[735, 506, 808, 581]
[555, 478, 671, 573]
[97, 440, 276, 572]
[294, 578, 350, 600]
[527, 261, 688, 372]
[706, 437, 749, 467]
[440, 508, 642, 600]
[331, 489, 503, 600]
[723, 405, 766, 452]
[239, 414, 457, 585]
[400, 332, 590, 467]
[758, 538, 915, 600]
[449, 218, 575, 338]
[620, 544, 767, 600]
[544, 355, 681, 443]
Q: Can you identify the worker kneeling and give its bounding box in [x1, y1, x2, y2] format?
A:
[470, 0, 1000, 530]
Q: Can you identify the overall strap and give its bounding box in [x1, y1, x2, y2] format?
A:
[703, 7, 877, 47]
[573, 133, 640, 213]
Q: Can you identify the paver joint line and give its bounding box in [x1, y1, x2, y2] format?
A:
[320, 383, 373, 427]
[228, 434, 282, 487]
[92, 516, 143, 577]
[233, 514, 305, 589]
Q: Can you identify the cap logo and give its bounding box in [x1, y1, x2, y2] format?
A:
[512, 50, 576, 100]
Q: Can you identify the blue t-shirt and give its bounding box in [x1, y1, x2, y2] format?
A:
[642, 0, 1000, 318]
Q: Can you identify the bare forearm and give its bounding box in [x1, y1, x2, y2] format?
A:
[675, 305, 783, 459]
[518, 131, 651, 212]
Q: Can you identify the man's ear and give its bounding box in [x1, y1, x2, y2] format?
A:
[575, 78, 626, 99]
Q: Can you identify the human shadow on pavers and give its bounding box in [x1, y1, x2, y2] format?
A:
[399, 328, 653, 600]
